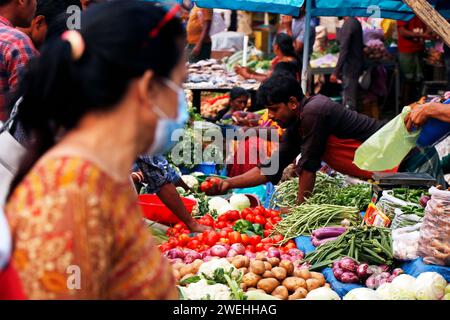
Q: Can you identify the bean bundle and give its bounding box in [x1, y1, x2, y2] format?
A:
[273, 204, 360, 240]
[304, 226, 394, 271]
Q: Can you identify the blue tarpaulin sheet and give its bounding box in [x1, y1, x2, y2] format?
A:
[195, 0, 450, 20]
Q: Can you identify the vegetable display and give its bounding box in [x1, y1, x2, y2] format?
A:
[304, 226, 394, 270]
[273, 204, 360, 240]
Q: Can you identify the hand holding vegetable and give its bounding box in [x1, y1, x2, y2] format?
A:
[203, 177, 231, 195]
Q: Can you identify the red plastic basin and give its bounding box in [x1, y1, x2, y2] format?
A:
[138, 194, 197, 226]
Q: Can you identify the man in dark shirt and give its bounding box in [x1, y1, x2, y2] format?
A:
[206, 75, 384, 203]
[331, 17, 364, 111]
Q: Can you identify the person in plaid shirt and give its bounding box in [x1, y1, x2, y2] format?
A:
[0, 0, 38, 121]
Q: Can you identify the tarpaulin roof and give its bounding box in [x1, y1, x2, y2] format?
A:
[194, 0, 450, 20]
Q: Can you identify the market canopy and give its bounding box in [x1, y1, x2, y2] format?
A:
[195, 0, 450, 20]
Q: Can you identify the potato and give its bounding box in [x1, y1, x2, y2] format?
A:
[279, 260, 294, 275]
[255, 252, 267, 261]
[172, 262, 184, 271]
[263, 262, 272, 271]
[240, 283, 247, 291]
[179, 265, 194, 277]
[293, 267, 311, 280]
[242, 256, 250, 268]
[271, 286, 289, 300]
[271, 267, 287, 281]
[180, 273, 195, 283]
[227, 257, 234, 263]
[257, 278, 279, 294]
[263, 270, 275, 278]
[282, 277, 306, 292]
[239, 267, 248, 275]
[267, 257, 280, 267]
[310, 272, 326, 287]
[288, 287, 308, 300]
[249, 260, 266, 275]
[192, 259, 203, 270]
[232, 256, 247, 269]
[306, 278, 321, 292]
[242, 272, 261, 288]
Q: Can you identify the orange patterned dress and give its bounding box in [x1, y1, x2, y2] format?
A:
[5, 156, 177, 300]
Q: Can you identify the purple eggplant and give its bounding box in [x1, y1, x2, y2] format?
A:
[356, 263, 374, 280]
[312, 236, 338, 247]
[339, 257, 359, 272]
[340, 272, 360, 283]
[333, 267, 345, 281]
[312, 227, 347, 240]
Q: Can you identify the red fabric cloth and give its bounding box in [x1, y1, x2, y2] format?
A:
[321, 135, 397, 179]
[228, 137, 268, 177]
[0, 263, 26, 300]
[397, 17, 426, 54]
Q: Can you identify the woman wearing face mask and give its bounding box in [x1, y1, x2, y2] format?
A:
[5, 1, 185, 299]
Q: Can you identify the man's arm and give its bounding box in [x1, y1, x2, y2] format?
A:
[297, 170, 316, 203]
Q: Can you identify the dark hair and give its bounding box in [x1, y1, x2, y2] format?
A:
[0, 0, 12, 6]
[9, 0, 185, 195]
[36, 0, 67, 26]
[274, 33, 297, 60]
[257, 75, 304, 107]
[229, 87, 250, 101]
[272, 61, 299, 80]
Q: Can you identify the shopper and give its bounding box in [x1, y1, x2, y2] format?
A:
[206, 87, 250, 123]
[186, 4, 212, 63]
[397, 16, 430, 105]
[235, 33, 299, 82]
[205, 75, 445, 203]
[330, 17, 364, 111]
[5, 1, 184, 299]
[0, 0, 37, 121]
[133, 155, 211, 233]
[17, 0, 66, 49]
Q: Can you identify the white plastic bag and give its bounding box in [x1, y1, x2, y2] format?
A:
[392, 223, 422, 261]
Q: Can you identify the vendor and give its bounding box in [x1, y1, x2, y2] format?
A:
[206, 75, 446, 203]
[235, 33, 299, 82]
[132, 155, 211, 233]
[205, 87, 250, 123]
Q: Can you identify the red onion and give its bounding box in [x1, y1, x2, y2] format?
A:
[210, 245, 228, 258]
[419, 195, 431, 208]
[340, 272, 359, 283]
[280, 254, 291, 261]
[230, 243, 245, 255]
[287, 248, 302, 256]
[338, 257, 359, 272]
[378, 265, 390, 273]
[245, 251, 256, 259]
[201, 249, 211, 259]
[267, 247, 281, 259]
[333, 267, 345, 281]
[356, 263, 373, 280]
[184, 251, 201, 264]
[165, 248, 185, 260]
[392, 268, 404, 277]
[226, 249, 238, 258]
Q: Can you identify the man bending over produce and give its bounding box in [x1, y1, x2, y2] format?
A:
[206, 75, 445, 203]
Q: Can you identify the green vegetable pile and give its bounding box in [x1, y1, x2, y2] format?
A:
[270, 172, 344, 208]
[305, 226, 394, 270]
[273, 204, 360, 240]
[233, 219, 264, 237]
[391, 188, 427, 203]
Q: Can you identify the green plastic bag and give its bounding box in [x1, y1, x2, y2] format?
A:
[354, 106, 420, 171]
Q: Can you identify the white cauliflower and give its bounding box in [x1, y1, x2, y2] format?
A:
[182, 279, 231, 300]
[181, 175, 199, 189]
[198, 258, 234, 278]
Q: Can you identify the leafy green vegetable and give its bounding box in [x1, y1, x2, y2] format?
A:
[179, 275, 202, 286]
[232, 220, 264, 237]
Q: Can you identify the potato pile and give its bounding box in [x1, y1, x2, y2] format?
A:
[240, 254, 329, 300]
[172, 259, 204, 283]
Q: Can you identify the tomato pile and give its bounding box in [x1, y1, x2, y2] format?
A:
[200, 177, 221, 193]
[160, 206, 297, 254]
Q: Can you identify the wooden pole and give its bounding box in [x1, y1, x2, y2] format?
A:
[403, 0, 450, 47]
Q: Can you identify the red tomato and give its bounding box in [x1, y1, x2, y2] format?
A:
[280, 246, 289, 254]
[219, 237, 229, 245]
[187, 239, 199, 250]
[178, 234, 190, 246]
[200, 181, 212, 192]
[286, 243, 296, 250]
[254, 215, 266, 225]
[263, 230, 271, 238]
[245, 214, 255, 223]
[216, 221, 227, 229]
[228, 231, 242, 244]
[249, 235, 261, 246]
[273, 234, 284, 243]
[218, 213, 229, 222]
[196, 233, 204, 243]
[269, 210, 280, 218]
[240, 208, 253, 220]
[182, 229, 190, 234]
[209, 177, 222, 187]
[159, 243, 171, 252]
[205, 231, 220, 246]
[222, 227, 233, 234]
[264, 223, 273, 230]
[261, 237, 273, 244]
[272, 216, 282, 223]
[263, 244, 273, 251]
[228, 210, 240, 221]
[253, 206, 266, 217]
[246, 245, 255, 253]
[219, 229, 228, 238]
[174, 223, 184, 230]
[255, 243, 265, 252]
[241, 234, 251, 246]
[168, 237, 178, 248]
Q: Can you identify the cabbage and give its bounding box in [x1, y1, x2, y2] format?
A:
[414, 272, 447, 300]
[380, 274, 416, 300]
[246, 291, 281, 300]
[229, 194, 251, 211]
[343, 288, 382, 300]
[208, 197, 230, 212]
[303, 287, 341, 300]
[376, 283, 395, 300]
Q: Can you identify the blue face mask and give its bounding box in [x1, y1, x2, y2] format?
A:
[146, 79, 189, 156]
